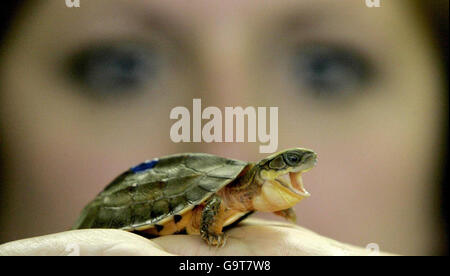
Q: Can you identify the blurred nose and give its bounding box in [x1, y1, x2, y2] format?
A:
[194, 21, 260, 159]
[197, 22, 255, 105]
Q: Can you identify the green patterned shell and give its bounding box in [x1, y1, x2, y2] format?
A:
[73, 153, 248, 231]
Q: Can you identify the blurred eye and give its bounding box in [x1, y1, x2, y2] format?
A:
[292, 45, 371, 98]
[67, 43, 159, 98]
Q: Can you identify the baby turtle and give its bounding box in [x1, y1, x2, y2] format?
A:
[73, 148, 317, 246]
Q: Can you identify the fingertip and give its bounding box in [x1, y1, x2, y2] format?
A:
[0, 229, 175, 256]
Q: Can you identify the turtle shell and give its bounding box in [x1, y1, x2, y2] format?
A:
[73, 153, 248, 231]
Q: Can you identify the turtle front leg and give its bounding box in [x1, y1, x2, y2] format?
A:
[200, 195, 227, 247]
[273, 207, 297, 223]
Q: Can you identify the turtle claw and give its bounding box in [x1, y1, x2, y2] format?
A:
[274, 208, 297, 223]
[203, 232, 227, 247]
[286, 213, 297, 224]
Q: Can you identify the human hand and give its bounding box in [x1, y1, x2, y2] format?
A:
[0, 218, 393, 256]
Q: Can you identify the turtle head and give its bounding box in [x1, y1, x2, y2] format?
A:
[251, 148, 317, 212]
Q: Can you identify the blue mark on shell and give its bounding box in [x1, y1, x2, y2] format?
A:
[130, 159, 158, 173]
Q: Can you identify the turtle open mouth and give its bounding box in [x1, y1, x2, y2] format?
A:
[276, 172, 310, 197]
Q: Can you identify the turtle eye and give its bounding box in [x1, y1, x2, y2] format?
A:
[284, 153, 302, 166]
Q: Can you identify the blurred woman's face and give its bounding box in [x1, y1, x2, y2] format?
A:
[0, 0, 446, 254]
